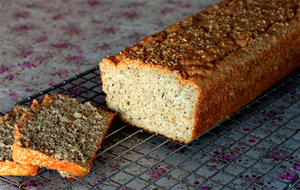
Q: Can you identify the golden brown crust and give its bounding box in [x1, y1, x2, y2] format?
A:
[13, 95, 117, 178]
[100, 0, 300, 144]
[12, 142, 87, 178]
[0, 160, 39, 176]
[114, 0, 299, 78]
[191, 16, 300, 141]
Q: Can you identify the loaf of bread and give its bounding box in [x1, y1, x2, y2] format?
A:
[0, 106, 39, 176]
[12, 94, 116, 178]
[100, 0, 300, 144]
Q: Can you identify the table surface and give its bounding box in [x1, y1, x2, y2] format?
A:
[0, 0, 222, 113]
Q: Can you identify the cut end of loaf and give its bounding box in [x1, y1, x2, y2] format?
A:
[100, 58, 199, 144]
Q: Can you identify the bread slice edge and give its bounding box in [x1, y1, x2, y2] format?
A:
[0, 107, 39, 176]
[13, 96, 117, 178]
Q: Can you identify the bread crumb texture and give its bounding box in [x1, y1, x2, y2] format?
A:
[0, 106, 27, 161]
[0, 106, 39, 176]
[101, 63, 198, 143]
[14, 94, 116, 177]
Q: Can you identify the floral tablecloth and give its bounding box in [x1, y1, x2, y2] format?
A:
[2, 1, 300, 190]
[0, 0, 221, 113]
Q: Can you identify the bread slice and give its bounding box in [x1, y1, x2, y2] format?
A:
[100, 0, 300, 144]
[12, 94, 116, 178]
[0, 106, 39, 176]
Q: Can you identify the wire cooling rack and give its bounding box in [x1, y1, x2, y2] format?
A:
[1, 66, 300, 190]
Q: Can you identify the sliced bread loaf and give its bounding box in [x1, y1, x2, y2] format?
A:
[0, 106, 39, 176]
[12, 94, 116, 178]
[100, 0, 300, 143]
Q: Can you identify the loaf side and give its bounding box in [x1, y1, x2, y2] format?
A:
[100, 0, 300, 143]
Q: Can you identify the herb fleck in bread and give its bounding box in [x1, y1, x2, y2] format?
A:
[100, 0, 300, 144]
[0, 106, 39, 176]
[12, 94, 116, 178]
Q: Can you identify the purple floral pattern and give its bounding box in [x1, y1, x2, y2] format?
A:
[124, 163, 147, 176]
[40, 169, 60, 181]
[191, 152, 214, 164]
[251, 162, 272, 173]
[96, 180, 120, 190]
[82, 173, 104, 186]
[207, 158, 229, 170]
[140, 170, 162, 182]
[228, 179, 251, 189]
[153, 163, 173, 174]
[134, 143, 156, 154]
[255, 176, 288, 190]
[137, 156, 160, 168]
[218, 151, 239, 161]
[280, 160, 300, 174]
[276, 171, 297, 183]
[171, 183, 194, 190]
[261, 154, 284, 166]
[183, 174, 206, 187]
[109, 157, 131, 169]
[269, 168, 299, 184]
[161, 141, 182, 151]
[126, 179, 149, 190]
[195, 165, 219, 178]
[54, 177, 77, 188]
[95, 165, 119, 179]
[168, 168, 189, 180]
[230, 143, 251, 154]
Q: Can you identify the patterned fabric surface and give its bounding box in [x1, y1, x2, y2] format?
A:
[0, 0, 221, 113]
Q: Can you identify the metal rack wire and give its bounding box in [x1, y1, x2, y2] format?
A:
[1, 65, 300, 190]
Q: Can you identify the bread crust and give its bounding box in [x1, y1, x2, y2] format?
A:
[12, 141, 88, 178]
[12, 95, 117, 178]
[0, 108, 39, 176]
[0, 160, 39, 176]
[100, 0, 300, 144]
[190, 17, 300, 141]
